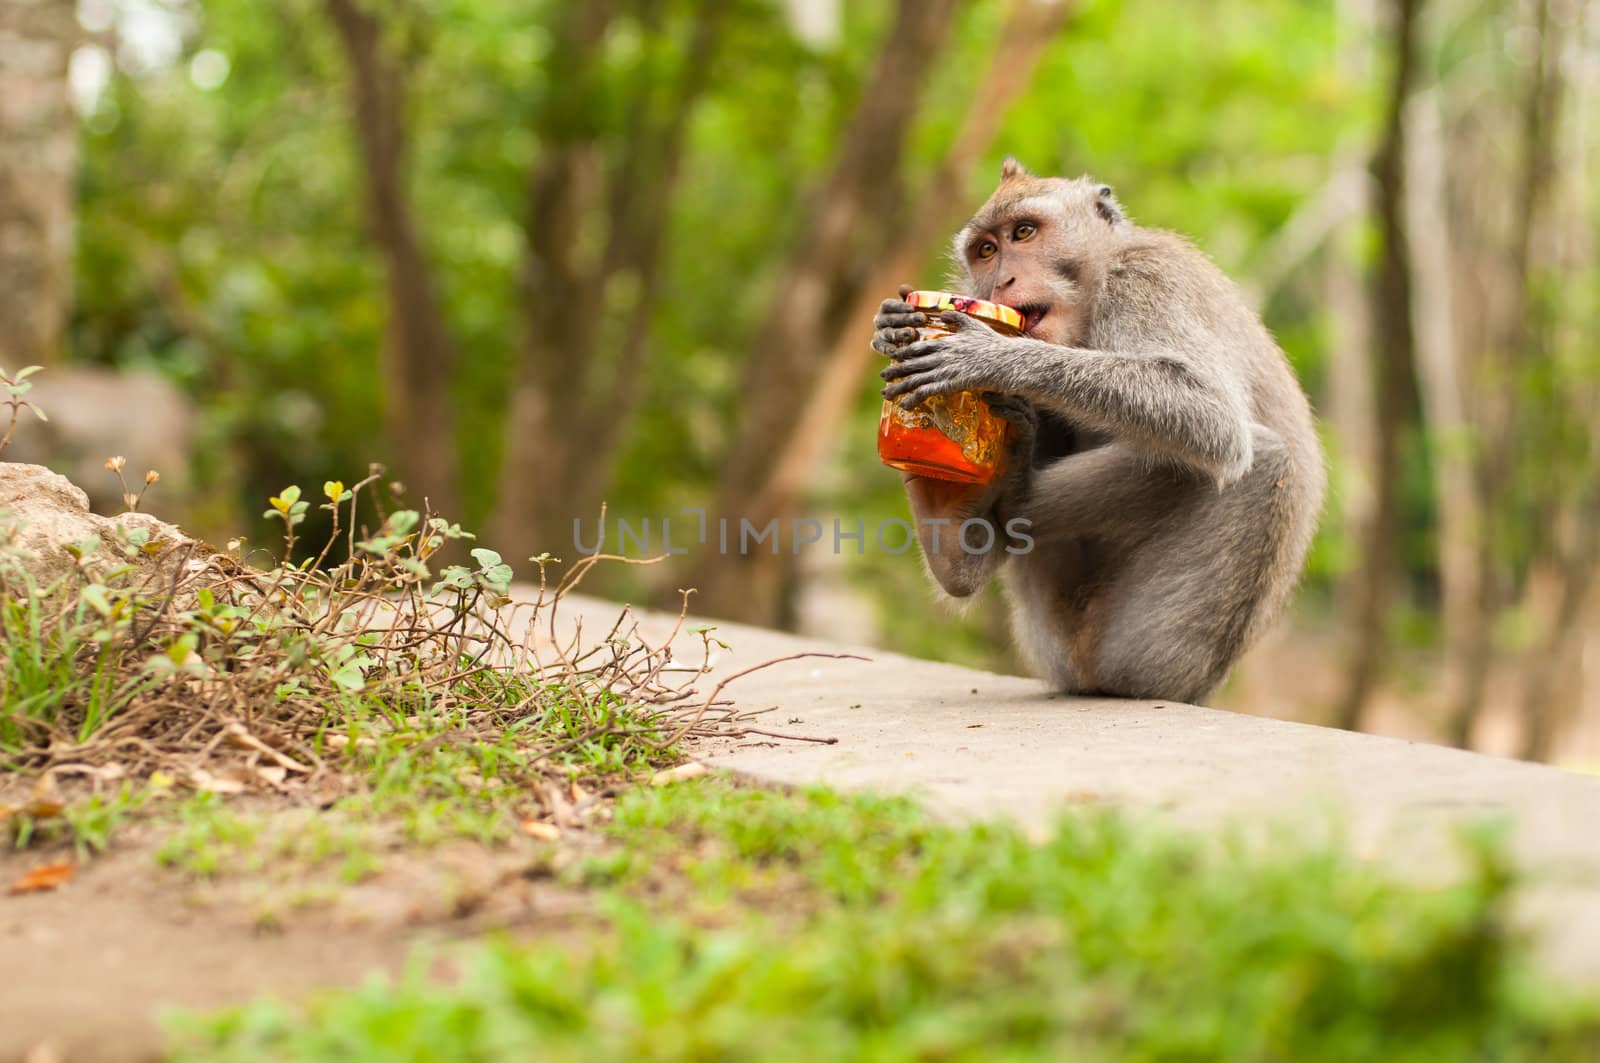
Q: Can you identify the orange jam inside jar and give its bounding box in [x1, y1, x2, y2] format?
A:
[876, 290, 1025, 484]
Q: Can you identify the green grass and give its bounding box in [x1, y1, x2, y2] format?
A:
[155, 794, 382, 884]
[6, 672, 677, 862]
[171, 780, 1600, 1062]
[0, 563, 155, 761]
[147, 691, 669, 883]
[3, 781, 149, 858]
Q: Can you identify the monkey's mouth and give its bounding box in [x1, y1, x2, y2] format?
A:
[1013, 303, 1051, 334]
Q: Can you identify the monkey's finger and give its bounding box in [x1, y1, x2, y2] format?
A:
[870, 333, 916, 356]
[872, 326, 920, 347]
[872, 312, 925, 332]
[883, 339, 943, 362]
[897, 283, 913, 299]
[982, 393, 1039, 449]
[883, 368, 954, 400]
[980, 391, 1036, 420]
[879, 350, 948, 379]
[882, 380, 931, 405]
[881, 376, 922, 399]
[938, 310, 992, 333]
[898, 378, 964, 407]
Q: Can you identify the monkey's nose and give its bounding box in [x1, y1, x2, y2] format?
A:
[997, 276, 1017, 290]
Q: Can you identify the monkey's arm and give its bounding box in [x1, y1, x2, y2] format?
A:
[881, 312, 1254, 486]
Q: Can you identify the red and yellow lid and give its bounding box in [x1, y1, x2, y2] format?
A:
[905, 290, 1024, 332]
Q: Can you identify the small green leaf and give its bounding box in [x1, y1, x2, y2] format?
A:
[168, 634, 197, 665]
[330, 663, 366, 692]
[357, 535, 400, 555]
[269, 485, 302, 514]
[82, 584, 112, 616]
[427, 518, 475, 541]
[480, 564, 513, 593]
[437, 565, 474, 590]
[64, 536, 101, 561]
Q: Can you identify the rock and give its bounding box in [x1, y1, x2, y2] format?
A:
[0, 462, 197, 591]
[3, 366, 198, 519]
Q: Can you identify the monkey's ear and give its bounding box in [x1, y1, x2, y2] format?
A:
[1094, 184, 1125, 225]
[1000, 156, 1030, 182]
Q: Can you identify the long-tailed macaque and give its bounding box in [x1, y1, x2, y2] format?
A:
[873, 159, 1324, 704]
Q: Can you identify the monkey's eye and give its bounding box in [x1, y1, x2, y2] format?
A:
[975, 240, 997, 260]
[1012, 222, 1036, 241]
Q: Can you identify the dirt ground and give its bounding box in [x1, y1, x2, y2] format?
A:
[7, 846, 416, 1062]
[0, 808, 602, 1062]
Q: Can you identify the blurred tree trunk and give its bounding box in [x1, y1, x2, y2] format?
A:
[1324, 0, 1378, 635]
[491, 2, 722, 565]
[1442, 0, 1567, 746]
[1519, 497, 1600, 760]
[490, 3, 612, 563]
[1514, 0, 1591, 761]
[1333, 0, 1424, 732]
[327, 0, 461, 519]
[1404, 83, 1486, 748]
[1518, 424, 1600, 763]
[686, 0, 1034, 625]
[1324, 219, 1375, 623]
[0, 0, 77, 368]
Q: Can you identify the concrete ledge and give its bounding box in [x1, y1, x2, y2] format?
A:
[562, 594, 1600, 981]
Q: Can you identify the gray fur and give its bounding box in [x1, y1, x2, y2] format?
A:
[873, 171, 1325, 705]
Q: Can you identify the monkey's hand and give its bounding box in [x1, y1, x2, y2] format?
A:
[870, 285, 925, 357]
[981, 391, 1037, 518]
[879, 310, 1018, 406]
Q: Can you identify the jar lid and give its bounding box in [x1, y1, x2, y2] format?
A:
[905, 290, 1024, 331]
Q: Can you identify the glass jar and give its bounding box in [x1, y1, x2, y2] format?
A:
[876, 290, 1024, 483]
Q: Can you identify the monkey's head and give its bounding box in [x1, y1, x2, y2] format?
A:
[951, 158, 1127, 345]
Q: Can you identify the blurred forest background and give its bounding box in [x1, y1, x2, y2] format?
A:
[2, 0, 1597, 762]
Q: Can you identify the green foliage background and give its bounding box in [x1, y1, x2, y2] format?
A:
[72, 0, 1393, 668]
